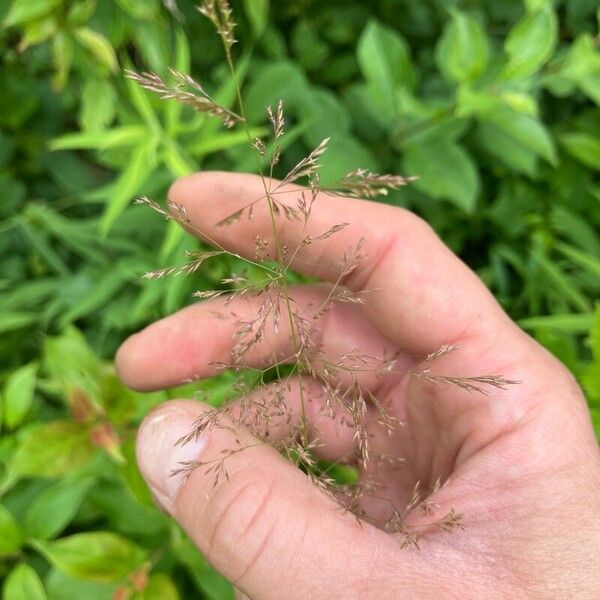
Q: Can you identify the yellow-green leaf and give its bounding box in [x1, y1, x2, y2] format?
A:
[31, 533, 147, 583]
[73, 27, 118, 72]
[504, 6, 558, 78]
[2, 564, 47, 600]
[3, 362, 37, 429]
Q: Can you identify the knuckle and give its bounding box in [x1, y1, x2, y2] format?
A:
[200, 470, 278, 579]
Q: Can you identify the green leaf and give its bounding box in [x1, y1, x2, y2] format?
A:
[44, 569, 115, 600]
[504, 6, 558, 78]
[79, 80, 116, 133]
[165, 28, 191, 136]
[2, 564, 47, 600]
[123, 61, 161, 130]
[589, 305, 600, 359]
[559, 132, 600, 171]
[114, 0, 157, 19]
[554, 35, 600, 105]
[0, 504, 22, 556]
[118, 437, 153, 508]
[524, 0, 550, 10]
[519, 313, 595, 332]
[403, 140, 480, 212]
[483, 110, 557, 165]
[100, 141, 156, 235]
[555, 243, 600, 277]
[3, 362, 37, 430]
[50, 126, 147, 151]
[138, 574, 179, 600]
[536, 253, 592, 312]
[1, 421, 93, 493]
[3, 0, 63, 27]
[24, 477, 94, 540]
[19, 15, 58, 50]
[73, 28, 118, 72]
[243, 0, 269, 35]
[474, 121, 538, 177]
[357, 20, 416, 124]
[32, 533, 147, 583]
[436, 10, 489, 82]
[51, 31, 73, 90]
[318, 135, 377, 186]
[44, 328, 103, 402]
[0, 313, 37, 335]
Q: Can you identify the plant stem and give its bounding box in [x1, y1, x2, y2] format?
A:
[222, 42, 309, 443]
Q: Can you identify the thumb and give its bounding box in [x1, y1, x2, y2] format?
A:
[136, 400, 382, 599]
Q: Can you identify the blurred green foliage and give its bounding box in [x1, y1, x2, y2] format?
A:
[0, 0, 599, 597]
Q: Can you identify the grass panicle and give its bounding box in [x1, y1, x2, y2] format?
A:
[129, 1, 519, 544]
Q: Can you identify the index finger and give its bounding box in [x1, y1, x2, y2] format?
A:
[169, 171, 515, 353]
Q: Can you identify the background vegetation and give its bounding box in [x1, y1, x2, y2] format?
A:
[0, 0, 599, 598]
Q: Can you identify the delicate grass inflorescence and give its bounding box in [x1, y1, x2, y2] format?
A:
[128, 0, 518, 548]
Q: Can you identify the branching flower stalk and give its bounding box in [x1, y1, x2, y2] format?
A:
[128, 1, 519, 547]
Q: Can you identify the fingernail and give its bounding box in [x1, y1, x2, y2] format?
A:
[136, 407, 207, 507]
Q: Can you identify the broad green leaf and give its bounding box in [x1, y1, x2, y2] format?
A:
[474, 122, 538, 177]
[73, 28, 118, 72]
[2, 564, 47, 600]
[504, 6, 558, 78]
[50, 126, 147, 151]
[544, 34, 600, 105]
[3, 0, 63, 27]
[32, 533, 147, 583]
[24, 477, 94, 540]
[79, 79, 116, 132]
[138, 574, 179, 600]
[292, 20, 329, 71]
[44, 328, 103, 402]
[0, 504, 22, 556]
[318, 135, 377, 186]
[436, 10, 489, 82]
[244, 61, 307, 122]
[44, 569, 115, 600]
[357, 20, 416, 124]
[559, 132, 600, 170]
[483, 110, 557, 165]
[498, 91, 538, 117]
[100, 141, 156, 234]
[3, 362, 37, 430]
[66, 0, 96, 26]
[1, 421, 93, 492]
[403, 140, 479, 212]
[243, 0, 269, 35]
[19, 15, 58, 49]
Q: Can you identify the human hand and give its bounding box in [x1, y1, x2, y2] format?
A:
[117, 172, 600, 599]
